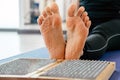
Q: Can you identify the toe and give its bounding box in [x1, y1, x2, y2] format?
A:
[76, 6, 85, 16]
[37, 16, 44, 25]
[68, 3, 77, 17]
[81, 11, 88, 20]
[45, 7, 52, 15]
[50, 2, 59, 14]
[42, 10, 47, 18]
[84, 16, 89, 23]
[86, 20, 91, 28]
[81, 11, 91, 28]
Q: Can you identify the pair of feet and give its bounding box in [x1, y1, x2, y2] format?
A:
[38, 3, 91, 60]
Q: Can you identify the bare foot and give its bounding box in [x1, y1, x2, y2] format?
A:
[37, 3, 65, 59]
[65, 4, 91, 60]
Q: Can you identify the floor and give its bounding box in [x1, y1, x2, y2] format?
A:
[0, 32, 45, 60]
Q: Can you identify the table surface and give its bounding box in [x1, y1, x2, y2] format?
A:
[0, 47, 120, 80]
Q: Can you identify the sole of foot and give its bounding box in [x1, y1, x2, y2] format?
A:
[38, 2, 65, 59]
[65, 3, 91, 60]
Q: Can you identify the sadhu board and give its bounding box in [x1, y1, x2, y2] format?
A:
[0, 58, 115, 80]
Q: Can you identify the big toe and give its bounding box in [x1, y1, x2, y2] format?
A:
[68, 3, 77, 17]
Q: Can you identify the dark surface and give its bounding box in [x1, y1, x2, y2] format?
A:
[0, 47, 120, 80]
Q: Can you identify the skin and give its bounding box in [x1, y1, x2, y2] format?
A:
[65, 3, 91, 60]
[38, 2, 91, 60]
[37, 2, 65, 59]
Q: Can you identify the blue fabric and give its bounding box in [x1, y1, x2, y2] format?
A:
[100, 50, 120, 80]
[0, 47, 120, 80]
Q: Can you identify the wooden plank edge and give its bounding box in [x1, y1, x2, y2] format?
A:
[0, 74, 88, 80]
[0, 76, 68, 80]
[96, 62, 116, 80]
[37, 76, 90, 80]
[0, 76, 88, 80]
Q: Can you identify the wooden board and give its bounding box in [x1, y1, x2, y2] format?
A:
[0, 58, 115, 80]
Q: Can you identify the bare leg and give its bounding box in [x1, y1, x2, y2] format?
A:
[37, 3, 65, 59]
[65, 4, 91, 59]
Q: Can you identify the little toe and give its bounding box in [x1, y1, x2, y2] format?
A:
[76, 6, 85, 16]
[50, 2, 59, 14]
[84, 16, 89, 24]
[37, 16, 44, 25]
[45, 7, 52, 15]
[86, 20, 91, 28]
[68, 3, 77, 17]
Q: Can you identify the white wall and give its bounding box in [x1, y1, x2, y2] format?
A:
[0, 0, 19, 28]
[23, 0, 31, 24]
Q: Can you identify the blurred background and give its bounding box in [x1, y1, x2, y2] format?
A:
[0, 0, 79, 60]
